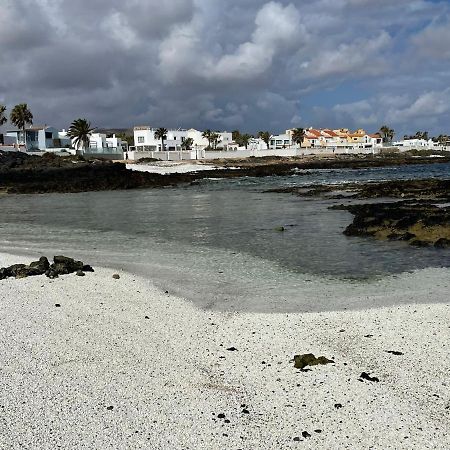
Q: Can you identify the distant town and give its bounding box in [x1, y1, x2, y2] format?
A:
[1, 103, 449, 161]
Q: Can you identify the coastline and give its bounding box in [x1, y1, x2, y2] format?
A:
[1, 252, 449, 449]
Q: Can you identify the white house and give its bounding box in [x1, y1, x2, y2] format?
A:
[87, 133, 127, 153]
[6, 126, 71, 151]
[134, 126, 188, 151]
[392, 138, 442, 151]
[186, 129, 233, 149]
[269, 133, 292, 149]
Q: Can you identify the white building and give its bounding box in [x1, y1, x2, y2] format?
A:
[392, 138, 443, 151]
[269, 133, 292, 149]
[186, 129, 233, 150]
[87, 133, 127, 153]
[6, 126, 71, 151]
[134, 126, 188, 151]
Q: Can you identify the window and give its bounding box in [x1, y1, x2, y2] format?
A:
[137, 136, 144, 143]
[45, 132, 52, 139]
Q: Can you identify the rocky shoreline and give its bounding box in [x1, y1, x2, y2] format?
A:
[268, 178, 450, 247]
[1, 150, 450, 195]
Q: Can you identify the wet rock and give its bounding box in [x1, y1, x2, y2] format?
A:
[294, 353, 334, 370]
[360, 372, 380, 382]
[82, 264, 95, 272]
[434, 238, 450, 248]
[341, 201, 450, 247]
[76, 270, 85, 277]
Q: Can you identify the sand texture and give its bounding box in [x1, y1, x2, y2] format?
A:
[0, 253, 449, 449]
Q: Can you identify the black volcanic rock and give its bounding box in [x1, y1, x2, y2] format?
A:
[0, 255, 94, 280]
[340, 201, 450, 247]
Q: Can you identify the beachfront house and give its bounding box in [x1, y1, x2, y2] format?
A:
[186, 129, 233, 150]
[6, 126, 71, 151]
[392, 138, 444, 151]
[269, 133, 292, 149]
[87, 133, 128, 153]
[270, 127, 383, 154]
[133, 126, 188, 151]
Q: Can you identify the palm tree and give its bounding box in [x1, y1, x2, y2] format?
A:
[291, 128, 305, 148]
[258, 131, 271, 149]
[241, 134, 252, 149]
[10, 103, 33, 145]
[379, 125, 395, 144]
[181, 137, 194, 150]
[202, 129, 213, 149]
[154, 127, 168, 151]
[67, 118, 96, 150]
[210, 132, 221, 149]
[0, 104, 7, 127]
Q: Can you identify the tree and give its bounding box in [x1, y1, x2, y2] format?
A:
[241, 134, 252, 149]
[202, 129, 213, 149]
[258, 131, 271, 149]
[210, 132, 221, 149]
[181, 137, 194, 150]
[413, 131, 429, 141]
[0, 104, 7, 126]
[155, 127, 168, 151]
[10, 104, 33, 144]
[291, 128, 305, 148]
[379, 125, 395, 144]
[67, 118, 96, 150]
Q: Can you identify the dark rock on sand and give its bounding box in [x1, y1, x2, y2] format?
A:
[0, 255, 94, 280]
[294, 353, 334, 370]
[112, 274, 120, 279]
[360, 372, 380, 382]
[52, 255, 84, 275]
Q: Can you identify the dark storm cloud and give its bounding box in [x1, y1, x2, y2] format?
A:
[0, 0, 449, 136]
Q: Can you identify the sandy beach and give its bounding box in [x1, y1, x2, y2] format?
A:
[1, 252, 449, 449]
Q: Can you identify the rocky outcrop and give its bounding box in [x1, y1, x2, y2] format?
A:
[0, 255, 94, 280]
[334, 202, 450, 247]
[2, 150, 450, 195]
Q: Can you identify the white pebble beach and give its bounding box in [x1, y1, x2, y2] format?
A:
[1, 252, 449, 449]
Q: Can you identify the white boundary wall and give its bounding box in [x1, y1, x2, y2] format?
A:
[128, 147, 383, 161]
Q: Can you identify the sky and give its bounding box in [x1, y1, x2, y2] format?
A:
[0, 0, 449, 137]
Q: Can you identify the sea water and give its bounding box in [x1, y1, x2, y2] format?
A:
[1, 162, 449, 312]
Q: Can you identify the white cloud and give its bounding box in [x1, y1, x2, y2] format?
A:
[299, 32, 391, 80]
